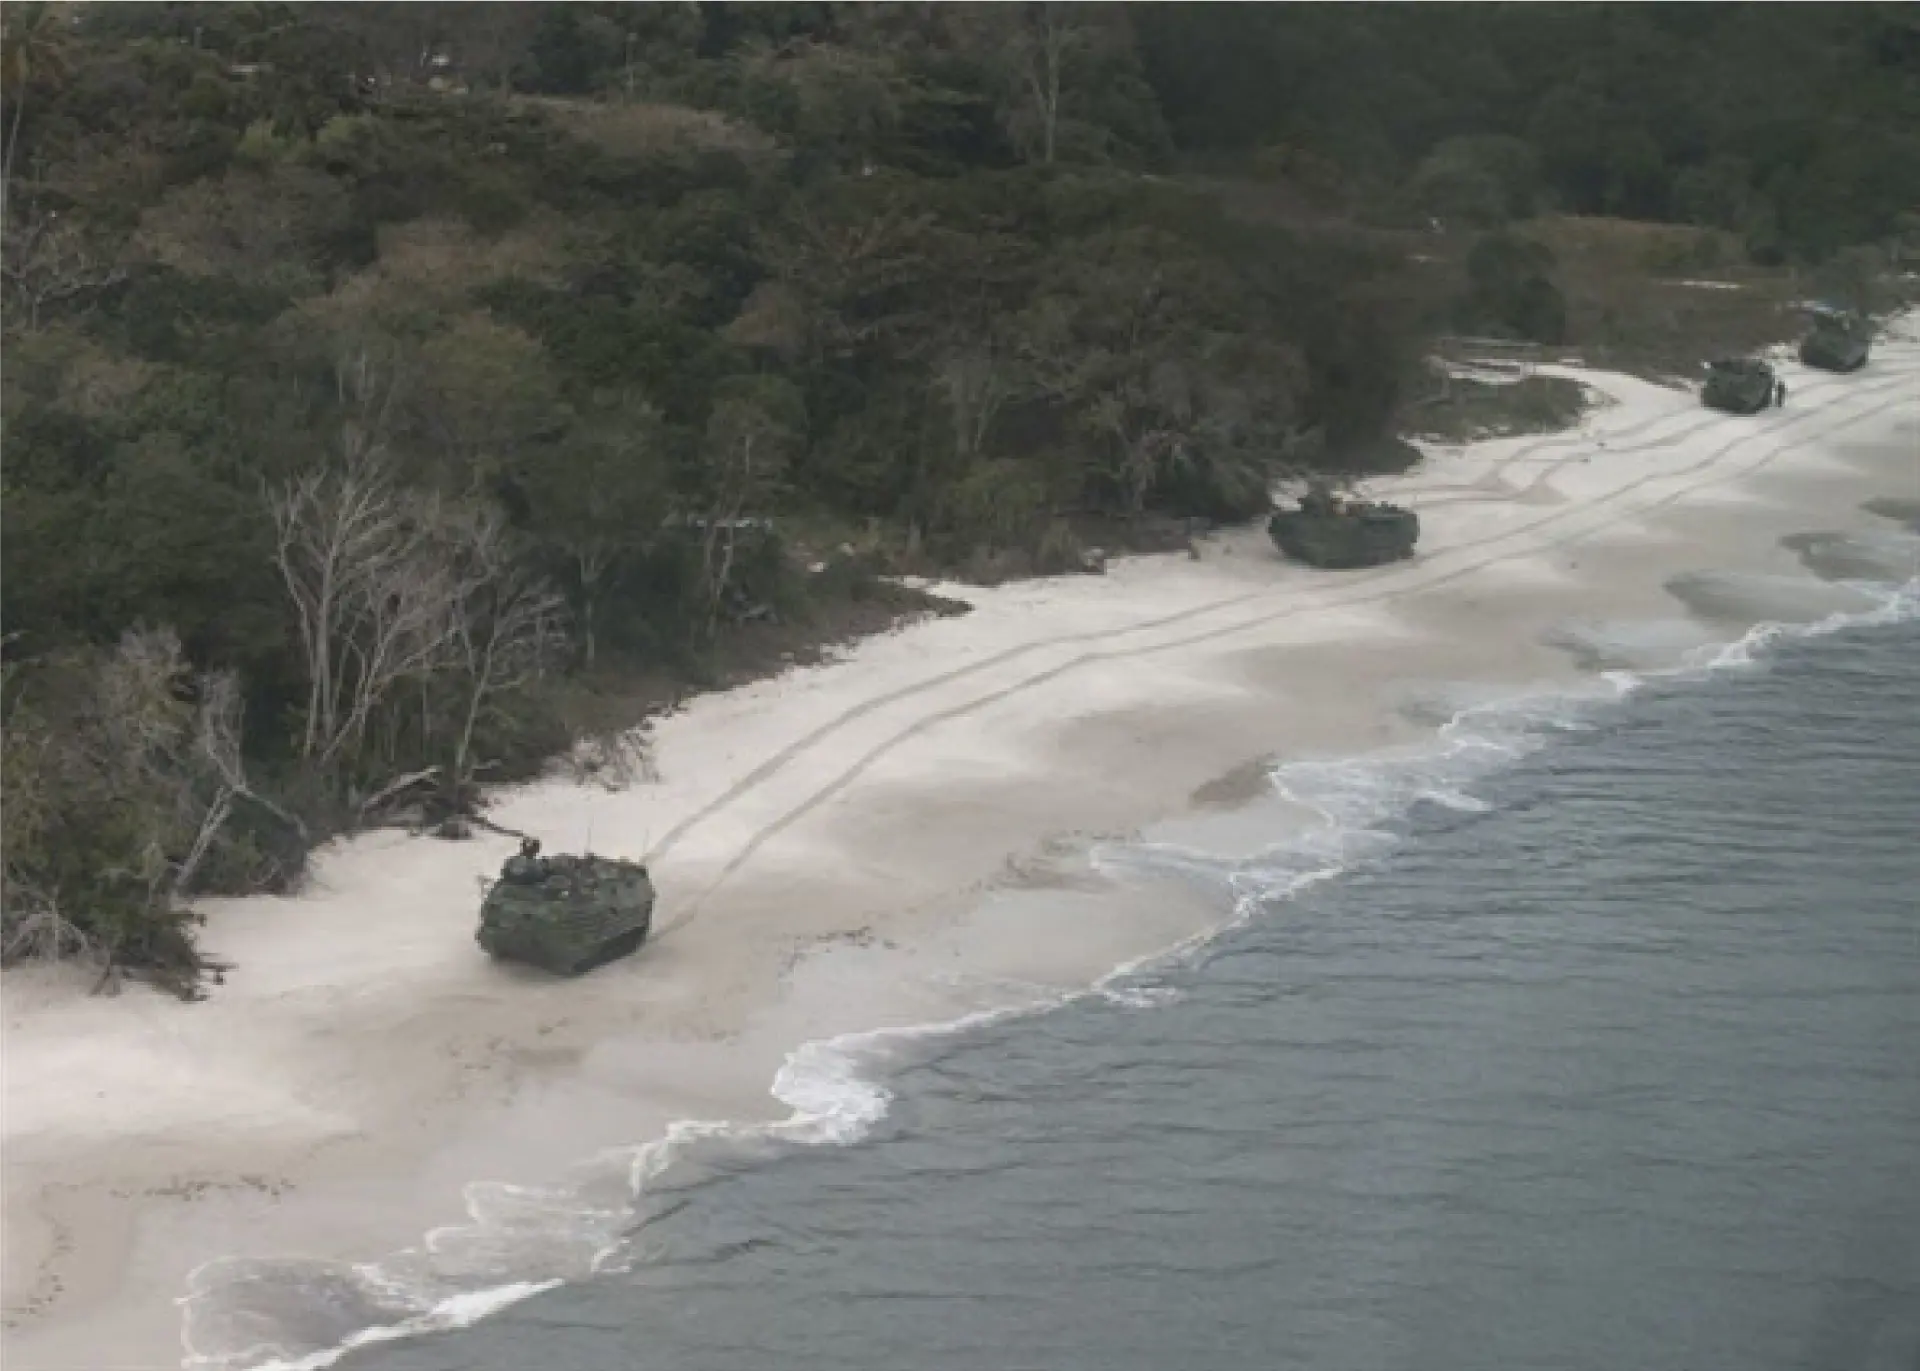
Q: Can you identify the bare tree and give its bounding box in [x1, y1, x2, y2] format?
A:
[269, 360, 467, 774]
[270, 355, 572, 814]
[0, 663, 87, 964]
[189, 666, 309, 847]
[83, 631, 254, 905]
[955, 2, 1105, 166]
[568, 535, 617, 668]
[933, 340, 1015, 467]
[1086, 386, 1187, 516]
[1015, 3, 1070, 166]
[1, 205, 127, 333]
[166, 669, 243, 900]
[271, 467, 464, 773]
[699, 383, 797, 638]
[440, 506, 568, 800]
[1, 1, 70, 223]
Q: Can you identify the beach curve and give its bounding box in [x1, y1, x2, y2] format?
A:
[4, 320, 1917, 1370]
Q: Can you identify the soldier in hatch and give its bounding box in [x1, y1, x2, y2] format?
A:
[502, 837, 548, 884]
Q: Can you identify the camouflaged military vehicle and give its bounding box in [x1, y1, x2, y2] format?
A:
[1798, 308, 1871, 372]
[1268, 480, 1419, 569]
[1701, 357, 1778, 414]
[477, 839, 655, 975]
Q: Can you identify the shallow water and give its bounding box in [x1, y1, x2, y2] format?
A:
[329, 607, 1920, 1370]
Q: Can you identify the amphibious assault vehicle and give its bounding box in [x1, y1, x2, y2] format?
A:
[1701, 357, 1779, 415]
[1268, 481, 1419, 569]
[1798, 308, 1871, 372]
[477, 839, 655, 975]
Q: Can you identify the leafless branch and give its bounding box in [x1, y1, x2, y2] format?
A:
[934, 344, 1015, 463]
[356, 764, 442, 821]
[1, 205, 127, 332]
[268, 374, 470, 773]
[442, 505, 568, 794]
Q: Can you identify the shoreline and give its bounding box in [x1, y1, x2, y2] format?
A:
[4, 323, 1917, 1370]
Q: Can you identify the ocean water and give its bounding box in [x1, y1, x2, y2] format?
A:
[287, 582, 1920, 1371]
[169, 509, 1920, 1371]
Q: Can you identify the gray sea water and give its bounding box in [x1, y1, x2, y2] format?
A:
[320, 601, 1920, 1371]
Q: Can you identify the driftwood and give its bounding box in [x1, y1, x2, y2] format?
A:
[468, 813, 531, 842]
[353, 757, 540, 846]
[356, 764, 443, 820]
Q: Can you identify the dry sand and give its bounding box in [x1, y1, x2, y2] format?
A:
[4, 322, 1917, 1370]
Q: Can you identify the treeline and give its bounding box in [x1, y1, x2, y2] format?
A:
[3, 2, 1912, 989]
[1141, 3, 1920, 263]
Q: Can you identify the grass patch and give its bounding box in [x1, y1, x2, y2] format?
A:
[1407, 372, 1591, 444]
[1513, 217, 1802, 381]
[1418, 215, 1807, 383]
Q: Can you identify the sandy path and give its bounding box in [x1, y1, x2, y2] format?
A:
[4, 324, 1916, 1370]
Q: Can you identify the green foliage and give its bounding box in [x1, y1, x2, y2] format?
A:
[1635, 226, 1737, 276]
[1136, 3, 1920, 263]
[1459, 231, 1568, 345]
[942, 457, 1051, 553]
[0, 631, 278, 994]
[1409, 374, 1590, 445]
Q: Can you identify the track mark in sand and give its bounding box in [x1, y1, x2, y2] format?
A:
[652, 387, 1682, 863]
[3, 1190, 77, 1330]
[649, 386, 1911, 935]
[1403, 364, 1894, 508]
[643, 379, 1763, 866]
[649, 369, 1907, 873]
[647, 376, 1916, 938]
[657, 377, 1915, 918]
[1446, 354, 1904, 489]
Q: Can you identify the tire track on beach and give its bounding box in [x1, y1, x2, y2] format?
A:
[646, 383, 1912, 935]
[642, 369, 1873, 870]
[659, 372, 1914, 900]
[639, 376, 1725, 866]
[1399, 364, 1888, 505]
[648, 372, 1914, 935]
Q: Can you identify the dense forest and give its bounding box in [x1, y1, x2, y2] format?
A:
[4, 2, 1917, 989]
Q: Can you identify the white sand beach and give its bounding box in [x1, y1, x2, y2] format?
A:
[5, 323, 1917, 1370]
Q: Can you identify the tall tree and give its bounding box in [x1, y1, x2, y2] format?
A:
[515, 399, 672, 667]
[697, 375, 799, 637]
[1, 1, 71, 220]
[956, 2, 1120, 166]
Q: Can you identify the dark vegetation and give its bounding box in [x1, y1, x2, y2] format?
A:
[1406, 373, 1591, 446]
[4, 2, 1916, 991]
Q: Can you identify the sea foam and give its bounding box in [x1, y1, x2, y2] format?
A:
[181, 569, 1918, 1371]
